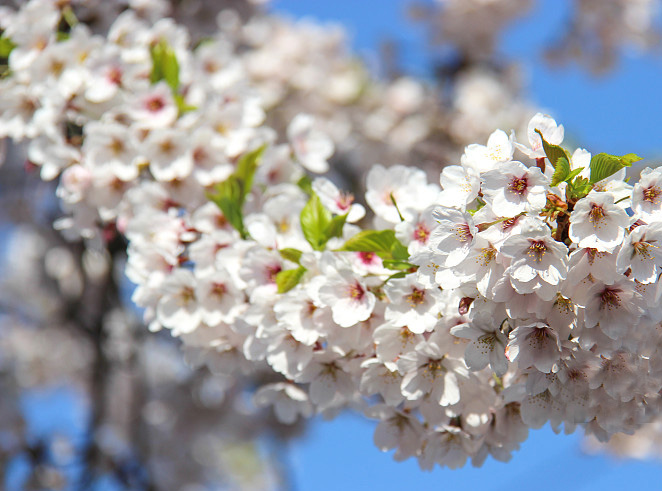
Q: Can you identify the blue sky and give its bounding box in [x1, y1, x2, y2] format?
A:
[270, 0, 662, 489]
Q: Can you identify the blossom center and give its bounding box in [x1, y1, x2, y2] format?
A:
[109, 138, 125, 155]
[554, 293, 573, 314]
[507, 176, 528, 195]
[358, 251, 377, 265]
[527, 240, 547, 262]
[211, 282, 227, 298]
[406, 288, 426, 307]
[477, 333, 496, 349]
[530, 327, 552, 350]
[586, 248, 606, 266]
[400, 327, 414, 346]
[178, 286, 195, 305]
[145, 96, 166, 112]
[479, 246, 496, 266]
[501, 216, 520, 232]
[423, 359, 444, 379]
[107, 66, 122, 86]
[305, 300, 317, 317]
[413, 223, 430, 244]
[453, 223, 473, 244]
[192, 147, 208, 164]
[336, 192, 354, 211]
[599, 287, 622, 310]
[643, 186, 662, 204]
[633, 241, 655, 260]
[589, 204, 607, 226]
[159, 139, 176, 155]
[266, 264, 282, 284]
[347, 281, 365, 301]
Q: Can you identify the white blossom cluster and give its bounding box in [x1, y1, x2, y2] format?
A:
[124, 104, 662, 468]
[4, 0, 662, 472]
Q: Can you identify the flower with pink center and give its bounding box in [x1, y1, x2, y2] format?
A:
[312, 177, 365, 223]
[566, 247, 619, 285]
[450, 312, 509, 376]
[428, 207, 477, 268]
[238, 247, 284, 301]
[481, 161, 549, 216]
[454, 233, 506, 297]
[318, 268, 376, 328]
[83, 121, 140, 181]
[395, 206, 438, 255]
[346, 251, 389, 276]
[195, 270, 242, 326]
[84, 44, 136, 103]
[384, 275, 444, 333]
[128, 82, 178, 128]
[616, 221, 662, 283]
[413, 222, 431, 245]
[156, 268, 202, 335]
[500, 228, 568, 301]
[398, 342, 469, 406]
[583, 280, 644, 339]
[569, 191, 630, 252]
[357, 251, 379, 268]
[505, 321, 562, 373]
[632, 166, 662, 220]
[273, 285, 331, 346]
[373, 321, 425, 370]
[359, 359, 405, 407]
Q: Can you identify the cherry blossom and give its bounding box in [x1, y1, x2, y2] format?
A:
[2, 0, 662, 476]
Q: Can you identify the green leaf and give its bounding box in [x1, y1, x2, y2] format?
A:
[300, 193, 332, 251]
[339, 230, 409, 262]
[0, 36, 16, 58]
[207, 177, 247, 238]
[206, 146, 266, 239]
[589, 152, 642, 184]
[174, 94, 197, 115]
[150, 39, 180, 91]
[535, 129, 570, 168]
[326, 214, 348, 240]
[235, 144, 267, 204]
[339, 230, 397, 254]
[390, 239, 410, 261]
[276, 266, 307, 293]
[296, 175, 313, 195]
[383, 271, 407, 283]
[566, 176, 592, 201]
[550, 156, 570, 187]
[61, 6, 79, 28]
[564, 167, 584, 183]
[279, 248, 303, 264]
[382, 260, 416, 271]
[467, 197, 486, 215]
